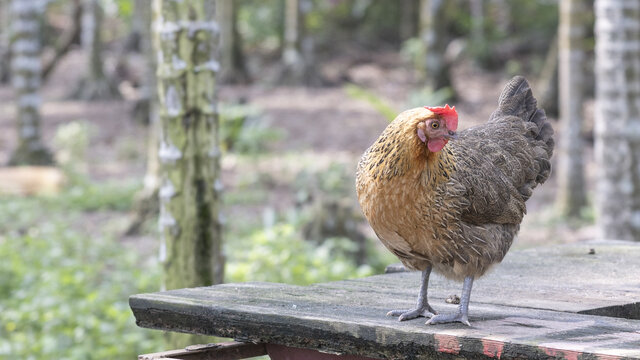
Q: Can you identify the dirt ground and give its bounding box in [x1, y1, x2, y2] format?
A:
[0, 48, 597, 249]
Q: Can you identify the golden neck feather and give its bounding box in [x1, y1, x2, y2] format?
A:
[367, 122, 455, 186]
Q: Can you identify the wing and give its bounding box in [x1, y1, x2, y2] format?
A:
[449, 76, 554, 226]
[449, 117, 545, 225]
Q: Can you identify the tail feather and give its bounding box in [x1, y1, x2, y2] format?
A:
[491, 76, 555, 149]
[491, 76, 555, 194]
[491, 76, 538, 123]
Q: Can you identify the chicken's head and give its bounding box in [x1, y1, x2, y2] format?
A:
[417, 104, 458, 153]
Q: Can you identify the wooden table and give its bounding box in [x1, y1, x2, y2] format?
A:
[130, 240, 640, 359]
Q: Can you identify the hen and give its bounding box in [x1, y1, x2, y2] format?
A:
[356, 76, 554, 325]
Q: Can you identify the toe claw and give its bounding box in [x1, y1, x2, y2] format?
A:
[386, 309, 408, 317]
[425, 312, 471, 326]
[387, 308, 436, 322]
[398, 312, 414, 321]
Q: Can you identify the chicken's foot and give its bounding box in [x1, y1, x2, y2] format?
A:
[387, 267, 436, 321]
[426, 275, 473, 326]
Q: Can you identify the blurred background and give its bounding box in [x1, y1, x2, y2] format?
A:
[0, 0, 638, 358]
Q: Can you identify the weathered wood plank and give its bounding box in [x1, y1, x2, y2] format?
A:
[130, 283, 640, 359]
[381, 240, 640, 318]
[130, 241, 640, 359]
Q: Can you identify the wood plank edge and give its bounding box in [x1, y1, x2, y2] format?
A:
[129, 296, 640, 360]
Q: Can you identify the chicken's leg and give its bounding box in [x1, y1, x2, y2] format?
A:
[387, 267, 436, 321]
[426, 275, 473, 326]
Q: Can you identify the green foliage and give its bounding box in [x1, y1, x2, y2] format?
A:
[0, 181, 162, 360]
[508, 1, 558, 39]
[225, 160, 395, 286]
[223, 187, 268, 207]
[219, 102, 284, 155]
[237, 0, 283, 51]
[505, 59, 523, 78]
[406, 87, 454, 109]
[235, 1, 408, 55]
[53, 180, 138, 213]
[0, 232, 162, 359]
[356, 1, 402, 42]
[344, 83, 453, 122]
[294, 162, 354, 202]
[309, 0, 404, 47]
[226, 223, 377, 285]
[400, 37, 424, 72]
[344, 84, 397, 122]
[62, 180, 141, 212]
[476, 1, 558, 69]
[235, 120, 284, 154]
[0, 180, 140, 239]
[220, 103, 254, 151]
[54, 121, 90, 175]
[113, 0, 134, 17]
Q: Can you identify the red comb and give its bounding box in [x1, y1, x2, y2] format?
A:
[424, 104, 458, 131]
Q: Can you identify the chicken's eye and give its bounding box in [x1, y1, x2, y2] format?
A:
[431, 122, 440, 129]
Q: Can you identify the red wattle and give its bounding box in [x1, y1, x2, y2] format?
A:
[427, 138, 448, 152]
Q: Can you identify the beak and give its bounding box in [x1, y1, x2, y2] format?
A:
[444, 130, 458, 140]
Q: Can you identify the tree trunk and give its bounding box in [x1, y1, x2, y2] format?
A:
[8, 0, 53, 166]
[217, 0, 249, 84]
[419, 0, 453, 92]
[125, 0, 160, 236]
[0, 0, 11, 83]
[72, 0, 119, 100]
[281, 0, 303, 83]
[400, 0, 418, 41]
[130, 0, 153, 125]
[279, 0, 320, 86]
[488, 0, 510, 35]
[142, 0, 159, 191]
[124, 0, 146, 52]
[41, 0, 82, 82]
[536, 33, 559, 117]
[594, 0, 640, 241]
[157, 0, 224, 346]
[470, 0, 485, 46]
[556, 0, 588, 218]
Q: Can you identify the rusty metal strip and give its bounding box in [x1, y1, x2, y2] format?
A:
[266, 344, 383, 360]
[138, 341, 267, 360]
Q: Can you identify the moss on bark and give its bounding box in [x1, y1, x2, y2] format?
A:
[156, 0, 224, 348]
